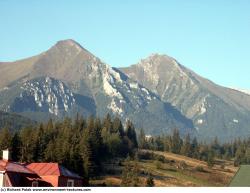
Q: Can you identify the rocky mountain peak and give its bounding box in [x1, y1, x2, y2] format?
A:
[49, 39, 88, 59]
[55, 39, 84, 51]
[138, 53, 181, 71]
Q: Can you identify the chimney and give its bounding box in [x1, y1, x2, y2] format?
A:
[2, 149, 9, 161]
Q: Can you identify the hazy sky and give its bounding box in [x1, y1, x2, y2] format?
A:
[0, 0, 249, 89]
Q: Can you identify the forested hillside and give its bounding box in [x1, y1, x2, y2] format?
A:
[0, 111, 35, 131]
[0, 114, 138, 183]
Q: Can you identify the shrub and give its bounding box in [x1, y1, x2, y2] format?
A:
[146, 174, 155, 187]
[179, 161, 188, 170]
[137, 151, 154, 160]
[195, 166, 205, 172]
[155, 161, 162, 169]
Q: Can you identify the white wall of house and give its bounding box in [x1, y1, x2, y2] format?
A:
[0, 173, 4, 187]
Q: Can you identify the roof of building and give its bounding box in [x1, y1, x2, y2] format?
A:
[0, 160, 35, 174]
[229, 165, 250, 187]
[26, 163, 82, 179]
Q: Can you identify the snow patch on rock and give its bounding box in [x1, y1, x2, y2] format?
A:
[129, 82, 139, 89]
[22, 77, 75, 115]
[197, 119, 203, 124]
[103, 77, 123, 100]
[233, 119, 239, 123]
[108, 98, 123, 115]
[199, 96, 209, 115]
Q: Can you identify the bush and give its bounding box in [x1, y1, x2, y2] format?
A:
[137, 151, 169, 163]
[220, 164, 225, 169]
[137, 151, 155, 160]
[146, 174, 155, 187]
[155, 155, 168, 163]
[101, 182, 107, 187]
[195, 166, 206, 172]
[178, 161, 188, 170]
[155, 161, 162, 169]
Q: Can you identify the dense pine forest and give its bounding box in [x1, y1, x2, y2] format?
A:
[0, 114, 250, 186]
[0, 114, 138, 183]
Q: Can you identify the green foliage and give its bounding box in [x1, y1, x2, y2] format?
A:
[0, 128, 12, 153]
[121, 157, 140, 187]
[155, 160, 162, 169]
[170, 129, 182, 154]
[181, 134, 192, 157]
[140, 129, 250, 167]
[0, 111, 35, 132]
[19, 127, 37, 162]
[125, 120, 138, 149]
[179, 161, 188, 170]
[195, 166, 206, 172]
[146, 174, 155, 187]
[0, 114, 138, 180]
[206, 151, 215, 168]
[138, 129, 148, 149]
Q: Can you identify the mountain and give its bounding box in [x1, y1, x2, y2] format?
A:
[120, 54, 250, 142]
[0, 40, 194, 136]
[0, 111, 35, 132]
[231, 88, 250, 96]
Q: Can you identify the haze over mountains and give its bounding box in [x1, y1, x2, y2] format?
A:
[0, 39, 250, 142]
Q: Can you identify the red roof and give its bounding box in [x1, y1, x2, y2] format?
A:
[0, 160, 35, 174]
[26, 163, 82, 179]
[26, 163, 59, 176]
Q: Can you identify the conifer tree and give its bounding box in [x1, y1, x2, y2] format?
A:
[171, 129, 182, 154]
[191, 137, 199, 158]
[0, 128, 12, 152]
[11, 132, 21, 161]
[112, 117, 125, 136]
[125, 120, 138, 149]
[103, 113, 113, 133]
[181, 133, 192, 157]
[80, 132, 94, 178]
[138, 128, 147, 149]
[19, 127, 37, 162]
[146, 173, 155, 187]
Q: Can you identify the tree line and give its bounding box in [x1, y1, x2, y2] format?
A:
[138, 128, 250, 167]
[0, 114, 138, 182]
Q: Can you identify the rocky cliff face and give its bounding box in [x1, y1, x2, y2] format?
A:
[120, 54, 250, 142]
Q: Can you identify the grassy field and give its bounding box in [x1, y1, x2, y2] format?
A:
[90, 149, 238, 187]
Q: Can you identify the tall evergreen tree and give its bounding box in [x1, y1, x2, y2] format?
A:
[19, 127, 37, 162]
[0, 128, 12, 152]
[11, 132, 21, 161]
[112, 117, 125, 136]
[171, 129, 182, 154]
[181, 133, 192, 157]
[138, 128, 147, 149]
[125, 120, 138, 149]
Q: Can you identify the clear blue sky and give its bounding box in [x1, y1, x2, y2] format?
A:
[0, 0, 250, 89]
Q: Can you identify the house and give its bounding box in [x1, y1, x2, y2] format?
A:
[26, 163, 83, 187]
[0, 149, 84, 187]
[229, 165, 250, 187]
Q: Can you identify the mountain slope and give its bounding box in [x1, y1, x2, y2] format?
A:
[0, 40, 194, 135]
[120, 54, 250, 142]
[0, 111, 35, 131]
